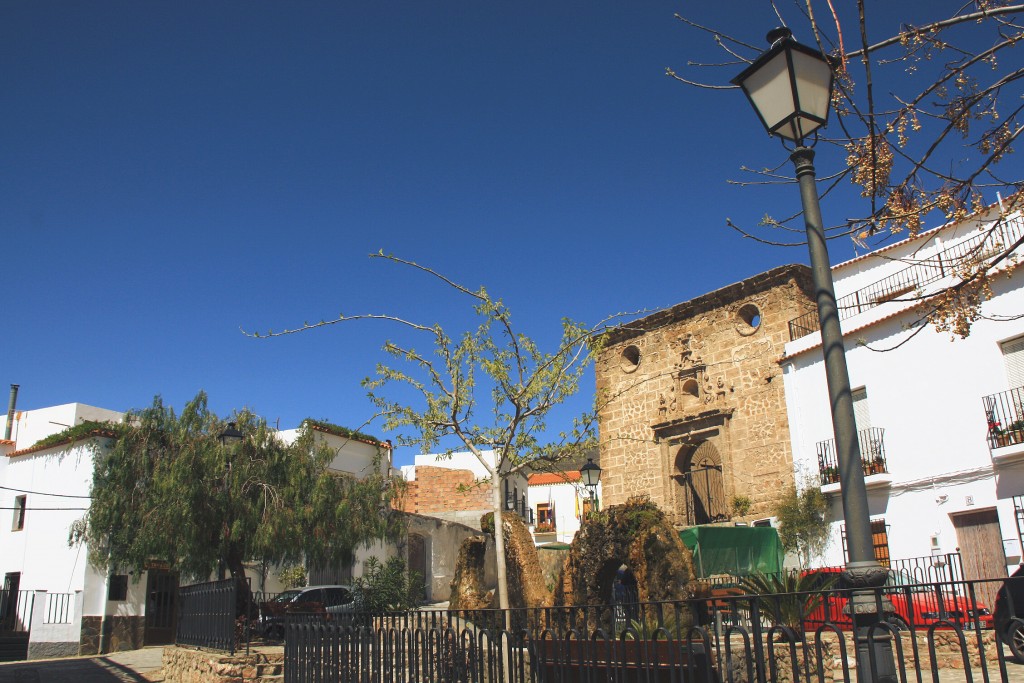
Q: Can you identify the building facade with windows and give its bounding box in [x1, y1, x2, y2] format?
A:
[781, 198, 1024, 606]
[526, 454, 603, 546]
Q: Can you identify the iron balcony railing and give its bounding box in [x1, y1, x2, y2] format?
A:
[788, 213, 1024, 341]
[817, 427, 888, 486]
[983, 385, 1024, 450]
[42, 592, 74, 625]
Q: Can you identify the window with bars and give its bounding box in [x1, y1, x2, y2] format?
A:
[841, 518, 891, 567]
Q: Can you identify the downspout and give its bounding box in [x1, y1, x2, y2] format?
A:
[5, 384, 19, 441]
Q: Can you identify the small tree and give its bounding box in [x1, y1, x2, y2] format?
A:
[250, 253, 615, 614]
[775, 483, 831, 569]
[351, 557, 422, 612]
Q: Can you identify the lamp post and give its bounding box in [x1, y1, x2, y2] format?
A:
[217, 422, 243, 580]
[580, 458, 602, 511]
[732, 29, 895, 683]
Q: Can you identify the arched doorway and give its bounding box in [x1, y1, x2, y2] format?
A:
[674, 441, 727, 526]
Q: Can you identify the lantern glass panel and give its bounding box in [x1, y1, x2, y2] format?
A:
[739, 50, 794, 133]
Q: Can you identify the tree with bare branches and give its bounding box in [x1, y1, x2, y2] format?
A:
[250, 253, 612, 614]
[670, 1, 1023, 338]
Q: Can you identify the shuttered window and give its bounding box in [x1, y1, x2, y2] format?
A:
[1003, 337, 1024, 389]
[852, 388, 872, 431]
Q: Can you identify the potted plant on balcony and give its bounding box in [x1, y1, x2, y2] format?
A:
[990, 419, 1009, 448]
[1009, 420, 1024, 445]
[820, 466, 839, 485]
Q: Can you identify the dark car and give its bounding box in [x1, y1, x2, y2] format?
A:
[994, 565, 1024, 662]
[260, 585, 355, 638]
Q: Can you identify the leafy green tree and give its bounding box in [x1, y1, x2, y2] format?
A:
[775, 483, 832, 569]
[71, 392, 399, 597]
[250, 254, 613, 614]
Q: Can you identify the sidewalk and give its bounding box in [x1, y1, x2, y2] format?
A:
[0, 646, 164, 683]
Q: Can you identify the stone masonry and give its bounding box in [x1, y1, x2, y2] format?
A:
[595, 264, 815, 526]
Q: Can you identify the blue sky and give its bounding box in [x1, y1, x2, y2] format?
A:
[4, 2, 1013, 466]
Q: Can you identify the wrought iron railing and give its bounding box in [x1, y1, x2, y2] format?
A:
[283, 576, 1012, 683]
[983, 385, 1024, 450]
[176, 578, 238, 654]
[42, 592, 74, 625]
[0, 590, 33, 633]
[816, 427, 888, 485]
[788, 213, 1024, 341]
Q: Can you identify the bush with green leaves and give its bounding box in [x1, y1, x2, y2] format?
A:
[351, 557, 422, 612]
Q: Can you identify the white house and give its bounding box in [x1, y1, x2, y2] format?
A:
[781, 198, 1024, 607]
[526, 467, 602, 546]
[0, 402, 396, 657]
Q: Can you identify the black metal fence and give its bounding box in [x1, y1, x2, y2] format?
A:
[0, 590, 33, 663]
[176, 579, 238, 653]
[283, 575, 1024, 683]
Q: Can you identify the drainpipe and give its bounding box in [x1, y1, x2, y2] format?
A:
[5, 385, 19, 441]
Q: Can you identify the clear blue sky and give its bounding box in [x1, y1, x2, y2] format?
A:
[4, 2, 1009, 466]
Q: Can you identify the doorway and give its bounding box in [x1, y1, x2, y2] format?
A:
[951, 508, 1006, 608]
[144, 570, 178, 645]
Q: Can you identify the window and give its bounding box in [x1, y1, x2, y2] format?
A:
[1003, 337, 1024, 389]
[841, 518, 891, 567]
[852, 388, 871, 431]
[108, 575, 129, 601]
[11, 496, 26, 532]
[536, 503, 555, 530]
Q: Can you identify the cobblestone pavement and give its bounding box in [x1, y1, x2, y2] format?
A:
[0, 647, 164, 683]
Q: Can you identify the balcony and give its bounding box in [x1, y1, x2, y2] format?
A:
[788, 214, 1024, 341]
[983, 386, 1024, 461]
[816, 427, 890, 488]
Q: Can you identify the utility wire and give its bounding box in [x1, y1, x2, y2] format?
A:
[0, 485, 91, 499]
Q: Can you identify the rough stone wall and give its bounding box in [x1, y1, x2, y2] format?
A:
[401, 466, 492, 515]
[163, 646, 284, 683]
[595, 265, 815, 526]
[78, 615, 144, 655]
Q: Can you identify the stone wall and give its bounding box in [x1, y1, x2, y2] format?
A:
[79, 615, 145, 655]
[595, 265, 815, 526]
[163, 646, 284, 683]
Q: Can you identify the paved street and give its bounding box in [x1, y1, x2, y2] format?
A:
[0, 647, 163, 683]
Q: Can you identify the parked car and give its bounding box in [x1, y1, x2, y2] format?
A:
[994, 564, 1024, 662]
[800, 567, 993, 632]
[260, 585, 355, 639]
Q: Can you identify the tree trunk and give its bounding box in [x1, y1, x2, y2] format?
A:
[491, 474, 511, 628]
[227, 550, 254, 618]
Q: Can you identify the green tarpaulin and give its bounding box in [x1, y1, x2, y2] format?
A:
[679, 526, 783, 578]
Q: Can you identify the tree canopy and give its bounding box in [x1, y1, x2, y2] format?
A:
[775, 482, 832, 569]
[71, 392, 399, 584]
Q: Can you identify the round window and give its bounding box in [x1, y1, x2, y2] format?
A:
[620, 345, 641, 373]
[736, 303, 762, 336]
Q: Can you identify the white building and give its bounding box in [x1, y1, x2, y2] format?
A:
[526, 467, 602, 546]
[0, 402, 394, 657]
[781, 198, 1024, 607]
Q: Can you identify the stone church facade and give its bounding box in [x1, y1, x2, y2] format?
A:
[595, 264, 815, 526]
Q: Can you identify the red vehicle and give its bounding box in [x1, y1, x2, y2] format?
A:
[800, 567, 993, 632]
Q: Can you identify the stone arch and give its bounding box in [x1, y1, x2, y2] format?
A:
[554, 499, 695, 633]
[673, 441, 727, 526]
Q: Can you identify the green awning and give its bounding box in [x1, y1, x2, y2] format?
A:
[679, 526, 783, 578]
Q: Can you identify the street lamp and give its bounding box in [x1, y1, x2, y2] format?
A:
[218, 422, 243, 447]
[580, 458, 601, 510]
[733, 28, 896, 683]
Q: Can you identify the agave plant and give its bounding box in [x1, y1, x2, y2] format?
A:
[739, 571, 835, 632]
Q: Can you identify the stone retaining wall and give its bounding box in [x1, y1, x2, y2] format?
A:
[163, 646, 284, 683]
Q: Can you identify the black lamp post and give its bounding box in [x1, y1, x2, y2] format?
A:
[732, 29, 895, 683]
[580, 458, 602, 511]
[216, 422, 243, 580]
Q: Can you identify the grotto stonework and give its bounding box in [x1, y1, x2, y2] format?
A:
[450, 511, 551, 610]
[554, 497, 696, 608]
